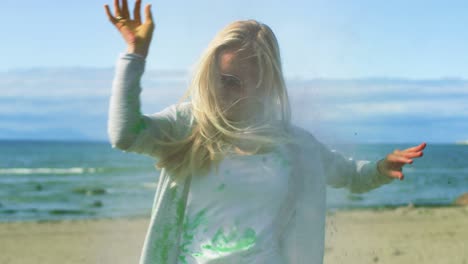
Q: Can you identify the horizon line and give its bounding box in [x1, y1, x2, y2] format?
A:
[0, 138, 462, 145]
[1, 66, 467, 83]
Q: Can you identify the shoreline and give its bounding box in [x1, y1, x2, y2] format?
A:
[1, 203, 463, 224]
[1, 205, 467, 264]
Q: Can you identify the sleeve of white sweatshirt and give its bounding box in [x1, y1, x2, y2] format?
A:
[316, 138, 396, 194]
[294, 126, 396, 194]
[107, 52, 184, 159]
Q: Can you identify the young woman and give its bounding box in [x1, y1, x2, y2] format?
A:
[104, 1, 426, 263]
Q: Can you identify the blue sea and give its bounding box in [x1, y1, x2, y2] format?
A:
[1, 140, 467, 222]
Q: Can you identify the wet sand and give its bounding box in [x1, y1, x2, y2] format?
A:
[0, 206, 467, 264]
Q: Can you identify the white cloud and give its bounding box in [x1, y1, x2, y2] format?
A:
[309, 99, 468, 122]
[1, 67, 467, 142]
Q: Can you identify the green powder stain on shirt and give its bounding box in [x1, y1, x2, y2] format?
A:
[271, 153, 291, 168]
[149, 184, 180, 263]
[201, 226, 257, 253]
[157, 223, 173, 262]
[178, 207, 209, 262]
[178, 255, 187, 264]
[176, 193, 187, 226]
[216, 183, 226, 191]
[131, 113, 147, 134]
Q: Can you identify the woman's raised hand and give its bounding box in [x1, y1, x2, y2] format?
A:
[104, 0, 155, 58]
[377, 142, 427, 180]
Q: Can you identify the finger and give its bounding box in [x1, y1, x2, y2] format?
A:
[389, 170, 404, 180]
[387, 154, 413, 164]
[405, 142, 427, 152]
[145, 4, 154, 24]
[393, 149, 407, 156]
[122, 0, 130, 19]
[134, 0, 142, 24]
[104, 5, 118, 24]
[114, 0, 121, 17]
[398, 150, 423, 159]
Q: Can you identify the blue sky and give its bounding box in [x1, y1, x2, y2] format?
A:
[2, 0, 468, 79]
[1, 0, 467, 144]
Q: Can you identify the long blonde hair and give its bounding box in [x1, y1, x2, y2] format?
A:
[151, 19, 300, 184]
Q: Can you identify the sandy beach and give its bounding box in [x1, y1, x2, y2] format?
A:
[324, 205, 468, 264]
[1, 206, 467, 264]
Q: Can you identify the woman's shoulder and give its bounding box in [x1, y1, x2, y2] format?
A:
[172, 101, 193, 120]
[160, 101, 193, 121]
[172, 101, 195, 137]
[176, 101, 192, 111]
[284, 124, 327, 158]
[288, 124, 320, 144]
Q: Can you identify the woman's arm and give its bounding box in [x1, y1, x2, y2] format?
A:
[107, 53, 182, 157]
[320, 140, 426, 193]
[105, 1, 192, 158]
[317, 140, 397, 194]
[107, 0, 181, 158]
[107, 52, 146, 150]
[291, 126, 394, 194]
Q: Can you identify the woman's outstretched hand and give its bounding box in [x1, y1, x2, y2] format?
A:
[377, 142, 427, 180]
[104, 0, 155, 58]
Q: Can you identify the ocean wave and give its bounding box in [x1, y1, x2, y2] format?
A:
[0, 167, 104, 175]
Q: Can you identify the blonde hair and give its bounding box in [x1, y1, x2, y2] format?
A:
[151, 19, 300, 184]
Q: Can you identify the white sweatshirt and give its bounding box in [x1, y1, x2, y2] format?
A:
[107, 52, 396, 264]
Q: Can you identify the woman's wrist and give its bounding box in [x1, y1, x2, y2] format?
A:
[127, 45, 148, 58]
[377, 159, 386, 176]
